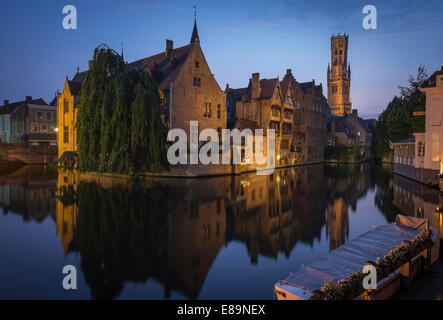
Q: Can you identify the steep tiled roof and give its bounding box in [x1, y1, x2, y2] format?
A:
[392, 137, 415, 144]
[226, 87, 248, 102]
[68, 80, 82, 96]
[128, 43, 193, 90]
[71, 43, 194, 92]
[72, 71, 87, 83]
[299, 81, 314, 91]
[258, 78, 278, 100]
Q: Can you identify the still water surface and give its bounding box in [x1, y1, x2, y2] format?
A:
[0, 162, 441, 299]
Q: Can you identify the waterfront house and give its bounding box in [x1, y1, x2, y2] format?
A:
[226, 69, 328, 165]
[57, 17, 226, 158]
[0, 97, 47, 144]
[10, 102, 57, 146]
[393, 66, 443, 185]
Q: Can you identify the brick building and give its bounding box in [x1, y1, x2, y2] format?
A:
[57, 17, 226, 156]
[226, 69, 328, 165]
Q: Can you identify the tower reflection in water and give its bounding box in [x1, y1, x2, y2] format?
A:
[2, 162, 441, 299]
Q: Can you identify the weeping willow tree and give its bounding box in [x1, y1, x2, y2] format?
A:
[77, 46, 168, 173]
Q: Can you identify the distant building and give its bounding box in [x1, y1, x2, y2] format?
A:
[328, 110, 375, 157]
[298, 79, 329, 162]
[0, 97, 48, 144]
[10, 102, 57, 146]
[327, 33, 352, 117]
[393, 66, 443, 185]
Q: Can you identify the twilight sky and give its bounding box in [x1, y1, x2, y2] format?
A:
[0, 0, 442, 116]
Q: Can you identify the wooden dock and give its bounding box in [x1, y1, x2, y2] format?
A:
[395, 259, 443, 300]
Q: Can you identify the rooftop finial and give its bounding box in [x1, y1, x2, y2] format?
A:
[190, 4, 199, 44]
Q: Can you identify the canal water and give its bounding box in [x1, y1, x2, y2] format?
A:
[0, 162, 441, 299]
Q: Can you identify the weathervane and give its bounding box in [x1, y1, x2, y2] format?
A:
[193, 3, 197, 19]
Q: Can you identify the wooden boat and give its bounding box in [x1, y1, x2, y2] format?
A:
[274, 215, 440, 300]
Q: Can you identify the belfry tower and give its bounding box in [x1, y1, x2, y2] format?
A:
[327, 33, 351, 116]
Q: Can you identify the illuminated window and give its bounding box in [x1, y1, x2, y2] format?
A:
[31, 123, 39, 133]
[204, 102, 211, 118]
[40, 123, 48, 133]
[36, 112, 43, 121]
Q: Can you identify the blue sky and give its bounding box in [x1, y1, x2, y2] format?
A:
[0, 0, 442, 115]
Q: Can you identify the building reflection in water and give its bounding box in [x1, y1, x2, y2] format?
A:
[0, 165, 56, 223]
[53, 163, 383, 299]
[2, 162, 441, 299]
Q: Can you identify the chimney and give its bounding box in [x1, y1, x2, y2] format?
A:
[3, 100, 9, 106]
[89, 60, 93, 70]
[166, 39, 173, 55]
[441, 65, 443, 72]
[251, 73, 260, 100]
[26, 96, 32, 103]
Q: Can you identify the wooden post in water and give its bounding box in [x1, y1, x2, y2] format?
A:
[400, 240, 413, 290]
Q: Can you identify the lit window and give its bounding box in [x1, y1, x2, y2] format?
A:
[36, 112, 43, 121]
[31, 123, 39, 133]
[204, 102, 211, 118]
[41, 123, 48, 133]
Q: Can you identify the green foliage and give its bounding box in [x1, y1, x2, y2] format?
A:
[77, 47, 168, 173]
[325, 146, 359, 163]
[375, 66, 427, 159]
[57, 151, 79, 171]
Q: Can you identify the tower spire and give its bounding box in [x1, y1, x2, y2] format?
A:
[190, 4, 199, 44]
